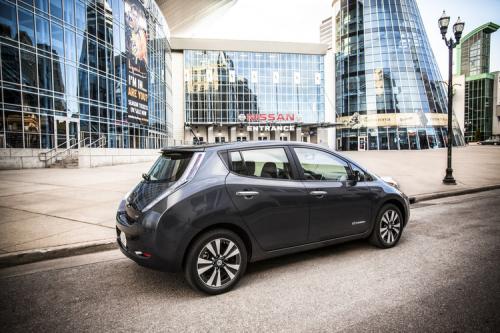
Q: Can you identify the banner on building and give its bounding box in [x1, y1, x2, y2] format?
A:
[336, 112, 449, 129]
[184, 69, 191, 82]
[315, 72, 321, 85]
[125, 0, 149, 125]
[251, 70, 258, 83]
[294, 72, 301, 85]
[497, 75, 500, 105]
[273, 71, 280, 84]
[206, 69, 213, 82]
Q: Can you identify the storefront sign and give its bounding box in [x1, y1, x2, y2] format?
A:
[336, 112, 449, 129]
[247, 125, 296, 132]
[245, 113, 295, 122]
[125, 0, 149, 125]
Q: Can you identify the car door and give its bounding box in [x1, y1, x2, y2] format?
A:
[291, 147, 372, 241]
[225, 146, 309, 251]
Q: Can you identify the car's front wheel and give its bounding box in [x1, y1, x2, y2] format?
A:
[184, 229, 247, 295]
[369, 204, 403, 248]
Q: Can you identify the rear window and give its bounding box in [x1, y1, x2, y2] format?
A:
[146, 152, 193, 182]
[126, 152, 194, 212]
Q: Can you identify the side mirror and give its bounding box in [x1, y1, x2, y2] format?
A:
[349, 170, 362, 182]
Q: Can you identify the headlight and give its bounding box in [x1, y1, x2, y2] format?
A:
[380, 176, 400, 189]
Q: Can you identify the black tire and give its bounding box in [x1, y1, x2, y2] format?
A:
[184, 229, 247, 295]
[369, 204, 404, 249]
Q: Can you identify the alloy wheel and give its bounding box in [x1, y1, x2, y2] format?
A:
[380, 209, 401, 245]
[197, 238, 241, 288]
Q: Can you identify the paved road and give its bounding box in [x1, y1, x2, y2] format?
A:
[1, 191, 499, 332]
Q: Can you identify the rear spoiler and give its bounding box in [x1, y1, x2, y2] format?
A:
[160, 147, 206, 153]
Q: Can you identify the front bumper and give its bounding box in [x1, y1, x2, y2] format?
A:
[403, 194, 411, 227]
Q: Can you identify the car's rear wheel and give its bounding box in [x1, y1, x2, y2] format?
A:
[369, 204, 403, 248]
[184, 229, 247, 295]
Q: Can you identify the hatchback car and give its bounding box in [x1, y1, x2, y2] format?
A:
[116, 141, 410, 294]
[478, 137, 500, 145]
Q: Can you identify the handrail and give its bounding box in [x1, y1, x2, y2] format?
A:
[39, 135, 107, 166]
[85, 136, 106, 148]
[38, 138, 76, 162]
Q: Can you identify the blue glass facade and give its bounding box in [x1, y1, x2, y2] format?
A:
[184, 50, 325, 125]
[335, 0, 464, 150]
[0, 0, 172, 149]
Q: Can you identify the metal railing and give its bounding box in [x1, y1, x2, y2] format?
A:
[38, 136, 107, 167]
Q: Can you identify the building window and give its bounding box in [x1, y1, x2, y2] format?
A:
[0, 0, 172, 149]
[18, 9, 35, 46]
[0, 2, 17, 40]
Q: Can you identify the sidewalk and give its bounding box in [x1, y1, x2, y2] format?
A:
[1, 145, 499, 265]
[342, 144, 500, 196]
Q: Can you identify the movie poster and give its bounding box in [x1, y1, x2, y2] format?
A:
[124, 0, 148, 125]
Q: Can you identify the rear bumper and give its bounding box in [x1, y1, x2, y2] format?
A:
[116, 212, 178, 272]
[116, 231, 169, 270]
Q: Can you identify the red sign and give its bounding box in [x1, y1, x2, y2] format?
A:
[246, 113, 295, 122]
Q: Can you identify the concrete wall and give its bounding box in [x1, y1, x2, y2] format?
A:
[0, 149, 46, 169]
[0, 148, 160, 170]
[78, 148, 160, 168]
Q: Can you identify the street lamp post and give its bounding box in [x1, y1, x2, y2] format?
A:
[438, 11, 465, 185]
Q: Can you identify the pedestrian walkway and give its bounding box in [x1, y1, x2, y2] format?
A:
[343, 144, 500, 196]
[0, 145, 499, 259]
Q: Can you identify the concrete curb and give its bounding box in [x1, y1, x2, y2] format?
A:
[0, 240, 117, 268]
[1, 185, 499, 268]
[409, 184, 500, 203]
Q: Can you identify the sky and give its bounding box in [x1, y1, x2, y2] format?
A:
[175, 0, 500, 77]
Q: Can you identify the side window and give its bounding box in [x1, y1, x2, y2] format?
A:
[229, 148, 292, 179]
[294, 148, 350, 181]
[350, 163, 372, 181]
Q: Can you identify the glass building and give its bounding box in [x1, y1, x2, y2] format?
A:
[334, 0, 464, 151]
[456, 22, 499, 142]
[184, 50, 325, 143]
[0, 0, 172, 150]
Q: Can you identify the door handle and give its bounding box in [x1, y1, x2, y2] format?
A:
[235, 191, 259, 199]
[310, 190, 327, 198]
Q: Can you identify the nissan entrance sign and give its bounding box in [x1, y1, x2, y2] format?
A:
[237, 113, 299, 132]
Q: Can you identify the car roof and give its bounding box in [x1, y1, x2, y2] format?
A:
[161, 140, 326, 153]
[160, 141, 371, 174]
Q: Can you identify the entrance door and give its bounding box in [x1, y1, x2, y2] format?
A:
[55, 118, 67, 148]
[68, 121, 78, 146]
[358, 136, 367, 151]
[55, 118, 79, 148]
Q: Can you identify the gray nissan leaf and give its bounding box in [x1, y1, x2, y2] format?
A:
[116, 141, 410, 295]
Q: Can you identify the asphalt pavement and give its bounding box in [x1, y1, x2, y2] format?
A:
[0, 190, 499, 332]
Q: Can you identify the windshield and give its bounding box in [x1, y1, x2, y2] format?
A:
[146, 152, 193, 182]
